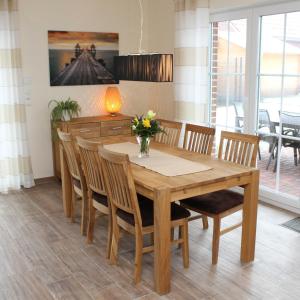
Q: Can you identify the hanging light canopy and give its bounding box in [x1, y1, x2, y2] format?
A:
[114, 54, 173, 82]
[114, 0, 173, 83]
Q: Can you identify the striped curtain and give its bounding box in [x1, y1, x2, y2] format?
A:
[174, 0, 209, 124]
[0, 0, 34, 193]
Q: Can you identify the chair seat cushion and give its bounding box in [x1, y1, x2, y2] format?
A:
[180, 190, 243, 215]
[116, 197, 190, 227]
[92, 192, 108, 207]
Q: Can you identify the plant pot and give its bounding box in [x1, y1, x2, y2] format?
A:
[62, 110, 71, 121]
[136, 136, 150, 158]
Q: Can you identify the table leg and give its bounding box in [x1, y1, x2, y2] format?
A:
[59, 144, 72, 217]
[154, 188, 171, 295]
[241, 169, 259, 262]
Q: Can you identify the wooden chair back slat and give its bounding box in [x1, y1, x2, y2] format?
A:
[154, 119, 183, 147]
[98, 146, 143, 228]
[218, 131, 259, 167]
[76, 137, 106, 195]
[183, 124, 215, 155]
[57, 129, 81, 181]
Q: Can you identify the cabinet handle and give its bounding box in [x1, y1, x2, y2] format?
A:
[112, 126, 122, 130]
[79, 129, 91, 133]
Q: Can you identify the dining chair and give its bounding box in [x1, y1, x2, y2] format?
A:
[180, 131, 259, 264]
[154, 119, 183, 147]
[57, 129, 88, 235]
[76, 137, 111, 256]
[182, 124, 216, 229]
[183, 124, 215, 155]
[98, 146, 190, 283]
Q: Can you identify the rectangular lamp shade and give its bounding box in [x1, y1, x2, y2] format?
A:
[114, 54, 173, 82]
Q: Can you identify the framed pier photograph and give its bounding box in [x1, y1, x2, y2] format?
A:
[48, 31, 119, 86]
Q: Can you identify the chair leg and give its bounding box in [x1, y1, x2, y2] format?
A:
[80, 188, 89, 236]
[70, 187, 76, 223]
[171, 227, 175, 241]
[150, 232, 154, 246]
[266, 143, 276, 170]
[106, 211, 112, 259]
[178, 226, 182, 249]
[180, 221, 189, 268]
[273, 145, 279, 173]
[258, 145, 261, 160]
[212, 217, 221, 265]
[202, 215, 209, 229]
[134, 231, 143, 284]
[110, 214, 120, 265]
[87, 197, 96, 244]
[294, 148, 298, 166]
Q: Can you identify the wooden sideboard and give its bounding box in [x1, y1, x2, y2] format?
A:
[51, 114, 132, 179]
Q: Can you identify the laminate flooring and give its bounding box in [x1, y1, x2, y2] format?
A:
[0, 180, 299, 300]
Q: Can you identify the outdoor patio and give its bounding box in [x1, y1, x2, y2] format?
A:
[257, 141, 300, 197]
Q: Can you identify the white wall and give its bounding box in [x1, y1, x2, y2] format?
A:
[19, 0, 174, 179]
[210, 0, 294, 11]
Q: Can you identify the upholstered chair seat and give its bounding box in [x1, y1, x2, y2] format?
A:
[181, 191, 243, 215]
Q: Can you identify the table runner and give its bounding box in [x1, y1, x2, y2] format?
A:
[104, 142, 212, 176]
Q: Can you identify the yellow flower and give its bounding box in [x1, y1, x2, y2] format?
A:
[133, 117, 139, 125]
[142, 118, 151, 128]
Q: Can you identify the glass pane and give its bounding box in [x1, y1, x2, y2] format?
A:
[214, 75, 227, 126]
[260, 14, 285, 74]
[228, 19, 247, 74]
[258, 76, 282, 123]
[281, 78, 300, 139]
[213, 75, 245, 130]
[282, 77, 300, 113]
[285, 11, 300, 75]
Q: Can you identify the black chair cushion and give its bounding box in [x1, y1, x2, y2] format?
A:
[180, 190, 243, 215]
[73, 178, 81, 189]
[92, 192, 108, 207]
[116, 197, 191, 227]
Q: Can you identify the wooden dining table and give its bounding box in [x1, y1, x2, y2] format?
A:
[60, 136, 260, 295]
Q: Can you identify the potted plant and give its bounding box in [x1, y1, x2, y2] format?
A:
[132, 110, 164, 158]
[48, 97, 81, 123]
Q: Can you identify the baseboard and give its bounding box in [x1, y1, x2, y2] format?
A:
[34, 176, 59, 185]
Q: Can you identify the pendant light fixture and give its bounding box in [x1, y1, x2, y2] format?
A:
[114, 0, 173, 82]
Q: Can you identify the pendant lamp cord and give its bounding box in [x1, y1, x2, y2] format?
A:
[138, 0, 143, 54]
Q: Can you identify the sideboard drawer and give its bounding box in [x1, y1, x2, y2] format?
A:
[69, 123, 100, 139]
[100, 119, 131, 137]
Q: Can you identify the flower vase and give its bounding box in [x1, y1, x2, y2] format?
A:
[136, 136, 150, 158]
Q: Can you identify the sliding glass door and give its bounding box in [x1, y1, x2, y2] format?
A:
[256, 11, 300, 205]
[210, 2, 300, 211]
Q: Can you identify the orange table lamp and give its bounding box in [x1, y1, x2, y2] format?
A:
[104, 87, 122, 116]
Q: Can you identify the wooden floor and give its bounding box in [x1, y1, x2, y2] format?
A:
[0, 181, 299, 300]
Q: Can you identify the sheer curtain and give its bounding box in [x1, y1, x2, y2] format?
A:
[0, 0, 34, 192]
[174, 0, 209, 124]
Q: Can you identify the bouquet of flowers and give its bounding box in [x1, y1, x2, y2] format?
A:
[132, 110, 164, 157]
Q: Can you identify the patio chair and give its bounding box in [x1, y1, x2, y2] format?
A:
[266, 111, 300, 172]
[258, 109, 277, 161]
[234, 103, 244, 133]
